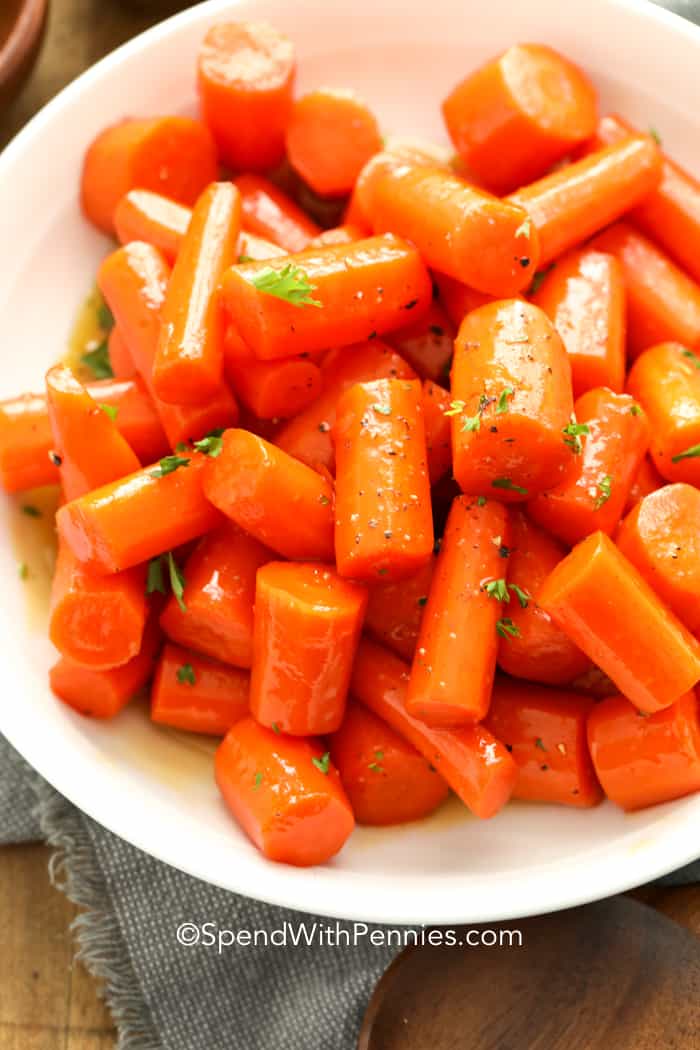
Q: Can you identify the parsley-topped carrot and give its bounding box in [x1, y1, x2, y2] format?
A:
[57, 452, 222, 574]
[406, 496, 509, 727]
[215, 717, 354, 866]
[151, 642, 250, 736]
[330, 701, 449, 825]
[450, 299, 575, 501]
[220, 235, 432, 360]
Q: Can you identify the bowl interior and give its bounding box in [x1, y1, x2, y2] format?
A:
[0, 0, 699, 924]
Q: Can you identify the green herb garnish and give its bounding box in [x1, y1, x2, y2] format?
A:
[146, 557, 166, 596]
[562, 420, 590, 454]
[176, 663, 196, 686]
[671, 444, 700, 464]
[150, 454, 190, 478]
[81, 341, 113, 380]
[250, 264, 322, 307]
[492, 477, 528, 496]
[21, 505, 41, 518]
[167, 552, 187, 612]
[312, 751, 331, 775]
[193, 429, 224, 458]
[496, 617, 521, 640]
[594, 474, 613, 509]
[99, 403, 119, 422]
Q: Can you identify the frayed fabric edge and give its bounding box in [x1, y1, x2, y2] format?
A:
[34, 779, 163, 1050]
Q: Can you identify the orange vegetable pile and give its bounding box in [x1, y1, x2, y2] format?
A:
[3, 27, 700, 868]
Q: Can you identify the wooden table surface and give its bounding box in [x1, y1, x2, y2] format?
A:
[1, 3, 698, 1049]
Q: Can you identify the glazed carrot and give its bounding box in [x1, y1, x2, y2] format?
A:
[49, 616, 161, 719]
[98, 242, 239, 447]
[235, 174, 320, 252]
[334, 378, 433, 581]
[309, 224, 364, 247]
[364, 555, 435, 662]
[107, 327, 135, 379]
[114, 189, 191, 264]
[624, 456, 665, 514]
[221, 235, 432, 361]
[387, 299, 455, 383]
[406, 496, 509, 726]
[45, 365, 141, 501]
[589, 223, 700, 357]
[528, 388, 649, 546]
[198, 22, 295, 172]
[496, 511, 590, 686]
[538, 531, 700, 714]
[508, 137, 662, 265]
[330, 702, 449, 825]
[363, 161, 539, 296]
[159, 523, 270, 668]
[348, 139, 453, 233]
[421, 380, 453, 484]
[274, 340, 415, 473]
[203, 429, 335, 561]
[114, 189, 283, 266]
[486, 679, 601, 807]
[154, 183, 241, 405]
[215, 716, 354, 866]
[587, 691, 700, 812]
[81, 117, 218, 234]
[351, 638, 517, 818]
[585, 114, 700, 284]
[49, 541, 147, 669]
[432, 271, 495, 328]
[0, 377, 168, 493]
[532, 248, 626, 397]
[627, 342, 700, 485]
[151, 642, 249, 735]
[223, 336, 322, 420]
[443, 44, 598, 195]
[57, 453, 223, 574]
[616, 484, 700, 635]
[250, 562, 366, 735]
[286, 89, 382, 197]
[451, 300, 575, 501]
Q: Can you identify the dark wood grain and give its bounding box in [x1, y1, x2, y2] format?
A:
[359, 896, 700, 1049]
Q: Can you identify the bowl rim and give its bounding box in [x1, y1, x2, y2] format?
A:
[1, 0, 699, 924]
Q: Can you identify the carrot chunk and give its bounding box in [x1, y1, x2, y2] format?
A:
[443, 43, 598, 195]
[363, 161, 540, 296]
[627, 342, 700, 485]
[496, 511, 590, 687]
[160, 523, 270, 668]
[286, 89, 382, 198]
[220, 235, 432, 361]
[532, 248, 626, 397]
[57, 453, 222, 574]
[151, 642, 249, 735]
[364, 556, 435, 662]
[451, 300, 574, 501]
[250, 562, 367, 735]
[114, 189, 191, 264]
[198, 22, 295, 173]
[485, 678, 602, 807]
[508, 137, 662, 265]
[333, 378, 433, 582]
[616, 483, 700, 635]
[215, 717, 354, 866]
[351, 638, 517, 819]
[275, 340, 415, 473]
[330, 702, 448, 825]
[202, 429, 335, 561]
[538, 531, 700, 714]
[81, 116, 217, 235]
[590, 223, 700, 359]
[528, 388, 649, 546]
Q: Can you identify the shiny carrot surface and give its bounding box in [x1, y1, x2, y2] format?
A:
[539, 531, 700, 714]
[151, 642, 249, 735]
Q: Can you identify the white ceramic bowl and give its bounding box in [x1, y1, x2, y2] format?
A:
[1, 0, 699, 925]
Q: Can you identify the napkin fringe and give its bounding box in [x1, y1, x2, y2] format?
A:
[34, 780, 162, 1050]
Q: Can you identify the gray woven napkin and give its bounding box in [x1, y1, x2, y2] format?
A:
[2, 732, 698, 1050]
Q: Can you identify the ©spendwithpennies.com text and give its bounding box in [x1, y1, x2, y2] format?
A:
[176, 921, 523, 954]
